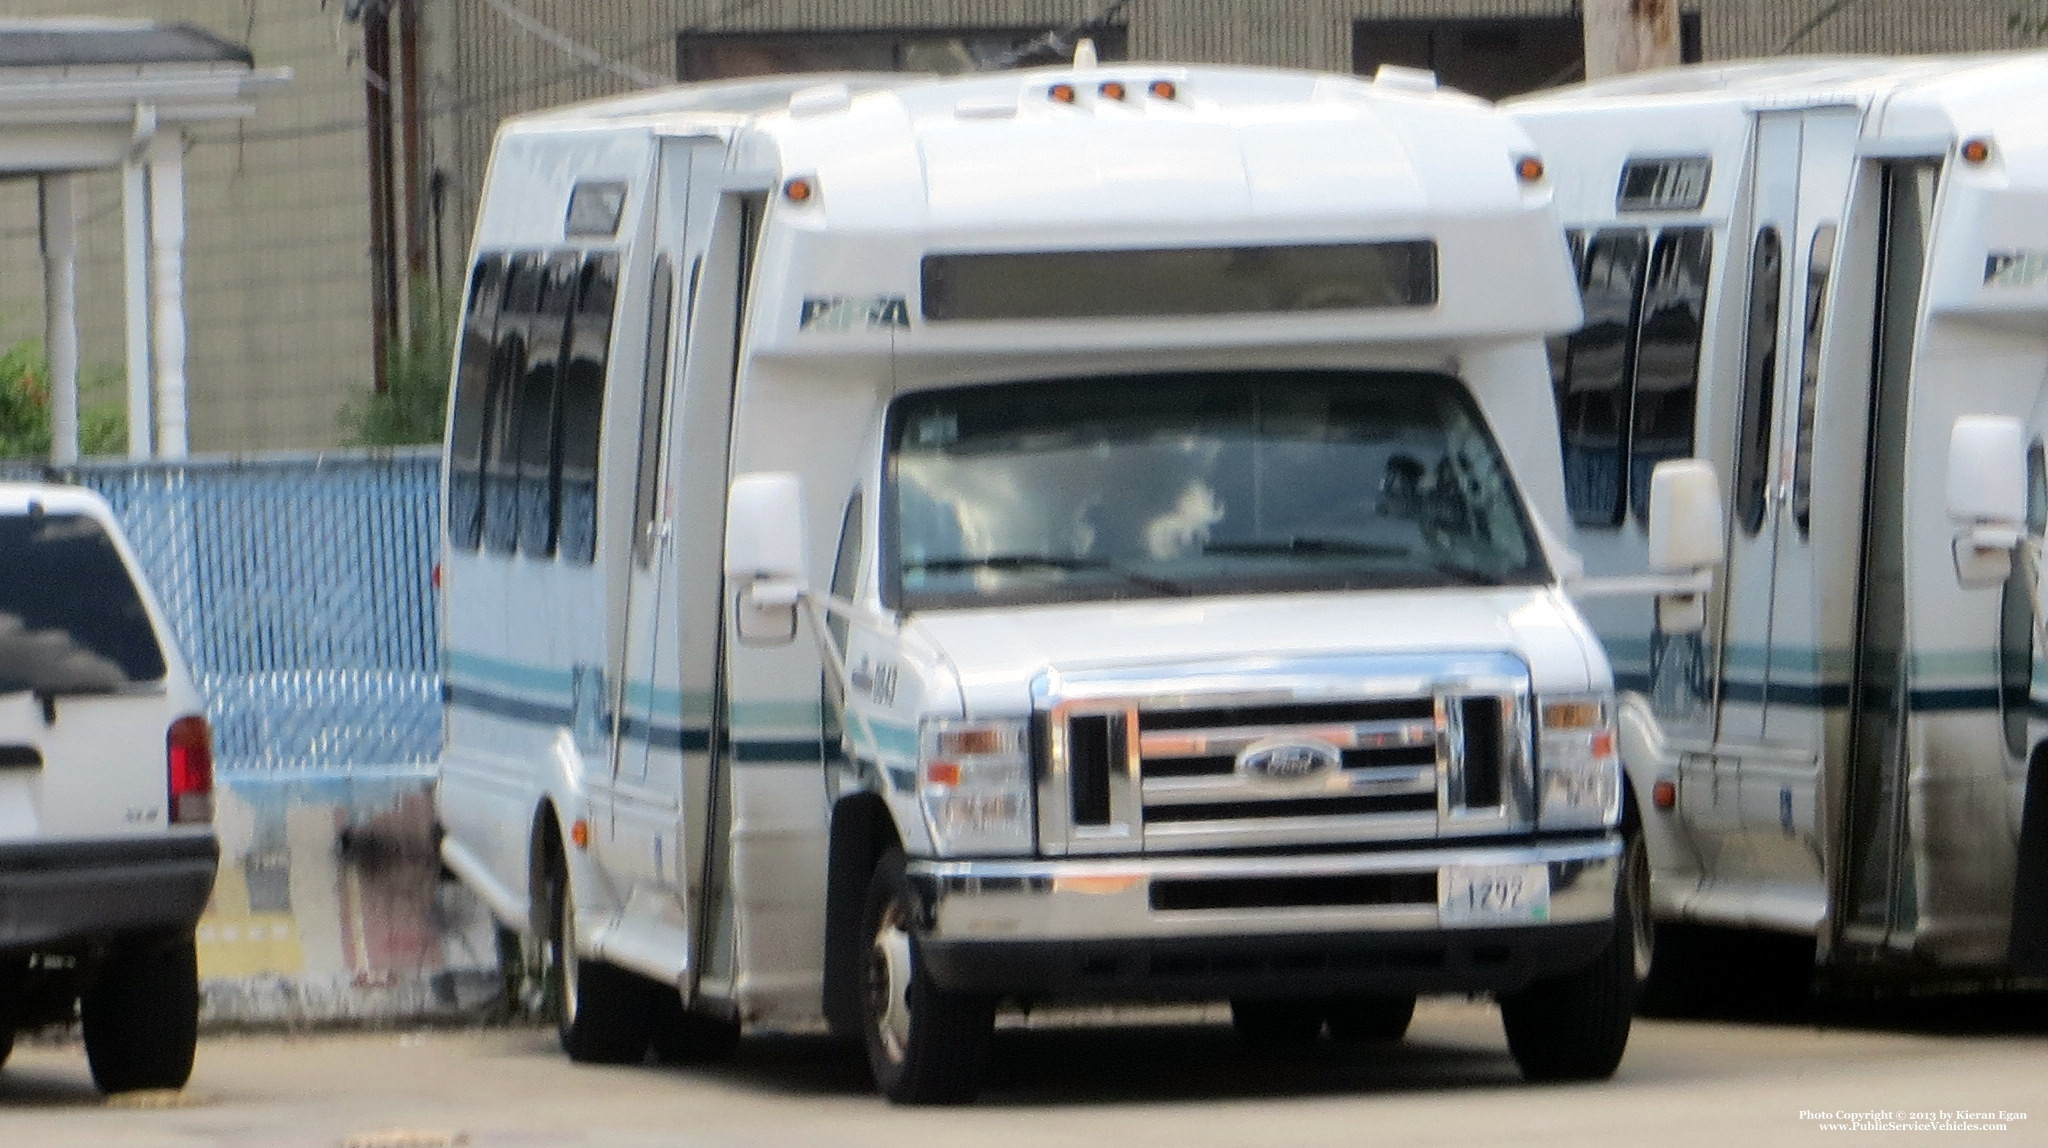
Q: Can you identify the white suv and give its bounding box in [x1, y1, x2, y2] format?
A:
[0, 481, 217, 1093]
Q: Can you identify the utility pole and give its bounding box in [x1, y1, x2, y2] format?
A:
[1582, 0, 1681, 81]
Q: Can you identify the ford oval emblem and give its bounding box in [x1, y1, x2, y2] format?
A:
[1237, 739, 1341, 781]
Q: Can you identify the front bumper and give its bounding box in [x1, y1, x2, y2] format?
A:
[0, 834, 219, 953]
[910, 834, 1618, 998]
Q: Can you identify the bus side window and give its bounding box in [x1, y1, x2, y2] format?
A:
[827, 491, 863, 658]
[483, 253, 543, 555]
[1545, 229, 1586, 407]
[1629, 226, 1712, 524]
[1733, 226, 1784, 536]
[1559, 228, 1649, 528]
[1790, 223, 1836, 537]
[448, 256, 505, 551]
[631, 254, 677, 568]
[558, 251, 618, 565]
[2001, 442, 2047, 756]
[514, 252, 579, 558]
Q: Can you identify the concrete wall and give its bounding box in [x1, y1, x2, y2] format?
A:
[0, 0, 374, 453]
[200, 773, 501, 1027]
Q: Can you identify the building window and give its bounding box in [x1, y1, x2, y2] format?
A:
[1353, 15, 1702, 101]
[677, 26, 1128, 82]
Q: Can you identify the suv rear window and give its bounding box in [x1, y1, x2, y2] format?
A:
[0, 511, 167, 694]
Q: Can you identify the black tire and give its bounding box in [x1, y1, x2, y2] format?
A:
[543, 855, 655, 1064]
[649, 990, 741, 1064]
[859, 850, 995, 1105]
[1229, 998, 1325, 1047]
[1498, 830, 1640, 1083]
[81, 932, 199, 1094]
[1325, 994, 1416, 1044]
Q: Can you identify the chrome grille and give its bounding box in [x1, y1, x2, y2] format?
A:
[1033, 654, 1532, 854]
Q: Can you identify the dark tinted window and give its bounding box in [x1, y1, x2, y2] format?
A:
[633, 255, 677, 568]
[1559, 229, 1648, 527]
[484, 255, 543, 554]
[1628, 227, 1711, 522]
[922, 242, 1437, 322]
[1734, 227, 1784, 536]
[447, 257, 504, 552]
[0, 511, 166, 693]
[558, 253, 617, 565]
[514, 254, 580, 557]
[828, 492, 863, 654]
[1791, 224, 1836, 538]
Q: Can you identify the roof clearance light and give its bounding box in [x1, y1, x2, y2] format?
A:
[1516, 155, 1546, 183]
[1149, 80, 1178, 100]
[1049, 82, 1077, 104]
[782, 176, 816, 204]
[1961, 137, 1992, 164]
[1099, 80, 1127, 101]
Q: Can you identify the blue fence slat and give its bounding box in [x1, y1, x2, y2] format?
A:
[4, 451, 443, 775]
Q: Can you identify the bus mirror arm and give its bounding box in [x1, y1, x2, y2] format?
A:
[727, 472, 811, 647]
[1946, 415, 2028, 590]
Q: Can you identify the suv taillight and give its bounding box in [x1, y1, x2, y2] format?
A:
[168, 715, 214, 824]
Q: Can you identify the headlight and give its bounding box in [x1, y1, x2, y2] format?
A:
[1536, 693, 1619, 830]
[919, 717, 1034, 855]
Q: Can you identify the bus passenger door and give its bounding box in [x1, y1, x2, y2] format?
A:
[1742, 107, 1862, 927]
[1704, 111, 1803, 893]
[605, 139, 710, 985]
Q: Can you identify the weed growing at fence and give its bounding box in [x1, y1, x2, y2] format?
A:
[339, 278, 454, 447]
[0, 337, 127, 459]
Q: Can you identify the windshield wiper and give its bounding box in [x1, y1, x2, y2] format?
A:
[1201, 537, 1411, 558]
[902, 554, 1189, 595]
[1202, 539, 1508, 587]
[1422, 558, 1507, 587]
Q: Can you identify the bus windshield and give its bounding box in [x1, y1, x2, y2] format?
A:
[884, 370, 1549, 610]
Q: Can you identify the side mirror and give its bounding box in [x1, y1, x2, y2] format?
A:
[726, 472, 809, 646]
[1645, 459, 1724, 634]
[1947, 415, 2026, 589]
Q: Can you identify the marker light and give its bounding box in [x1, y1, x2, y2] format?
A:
[1961, 137, 1992, 164]
[1148, 80, 1178, 100]
[782, 176, 816, 203]
[1652, 779, 1678, 810]
[1516, 155, 1546, 183]
[1049, 83, 1077, 104]
[570, 818, 591, 849]
[1099, 80, 1127, 101]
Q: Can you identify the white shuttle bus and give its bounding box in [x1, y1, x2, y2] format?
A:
[435, 57, 1723, 1102]
[1508, 54, 2048, 997]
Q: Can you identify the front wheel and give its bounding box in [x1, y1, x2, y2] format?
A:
[860, 850, 995, 1104]
[81, 932, 199, 1094]
[1497, 831, 1640, 1082]
[544, 854, 655, 1064]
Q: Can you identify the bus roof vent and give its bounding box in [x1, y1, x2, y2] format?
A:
[1372, 64, 1439, 93]
[788, 82, 852, 118]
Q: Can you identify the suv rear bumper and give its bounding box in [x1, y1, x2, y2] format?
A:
[0, 835, 218, 952]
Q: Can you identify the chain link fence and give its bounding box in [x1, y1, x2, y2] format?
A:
[5, 450, 442, 775]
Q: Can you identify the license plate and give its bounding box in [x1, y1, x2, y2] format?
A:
[1439, 863, 1550, 927]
